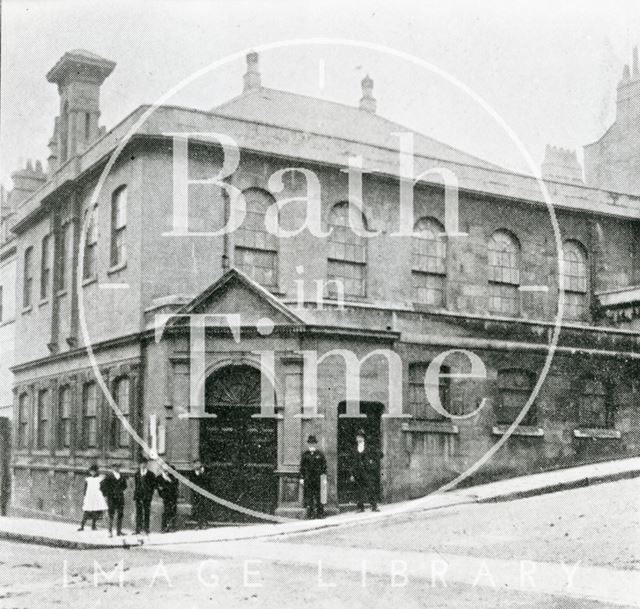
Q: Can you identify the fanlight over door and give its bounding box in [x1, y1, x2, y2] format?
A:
[199, 364, 278, 521]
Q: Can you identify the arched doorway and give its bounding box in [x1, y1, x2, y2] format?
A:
[199, 364, 278, 522]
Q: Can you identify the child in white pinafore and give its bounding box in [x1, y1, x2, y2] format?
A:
[78, 464, 108, 531]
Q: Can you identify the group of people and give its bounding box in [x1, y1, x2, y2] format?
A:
[300, 429, 381, 519]
[78, 457, 183, 536]
[78, 430, 380, 534]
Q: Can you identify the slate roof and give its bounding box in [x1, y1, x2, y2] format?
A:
[212, 87, 502, 171]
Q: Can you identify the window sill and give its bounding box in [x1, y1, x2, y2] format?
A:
[0, 317, 16, 328]
[21, 305, 32, 315]
[573, 428, 621, 439]
[38, 298, 49, 307]
[107, 261, 127, 275]
[82, 276, 98, 287]
[402, 420, 459, 434]
[492, 425, 544, 437]
[56, 289, 67, 298]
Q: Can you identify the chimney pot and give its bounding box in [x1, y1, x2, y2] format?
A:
[359, 74, 377, 113]
[243, 51, 261, 92]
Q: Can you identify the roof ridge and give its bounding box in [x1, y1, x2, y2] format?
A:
[212, 86, 503, 170]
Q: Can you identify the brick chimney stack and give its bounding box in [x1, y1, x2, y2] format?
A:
[7, 160, 47, 210]
[46, 49, 115, 167]
[359, 74, 377, 113]
[243, 51, 262, 92]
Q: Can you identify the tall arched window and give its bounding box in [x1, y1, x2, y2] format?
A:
[235, 188, 278, 289]
[562, 240, 588, 321]
[488, 230, 520, 315]
[110, 186, 127, 267]
[412, 217, 446, 307]
[36, 389, 50, 449]
[17, 393, 29, 449]
[23, 246, 33, 308]
[111, 377, 130, 449]
[83, 209, 98, 280]
[57, 385, 72, 450]
[327, 202, 367, 298]
[82, 382, 98, 449]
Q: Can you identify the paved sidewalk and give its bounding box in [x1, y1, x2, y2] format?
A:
[1, 456, 639, 549]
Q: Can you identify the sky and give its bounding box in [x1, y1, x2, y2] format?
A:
[1, 0, 640, 191]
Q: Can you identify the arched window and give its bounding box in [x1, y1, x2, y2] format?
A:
[57, 385, 71, 450]
[488, 230, 520, 315]
[111, 377, 130, 449]
[40, 234, 51, 300]
[327, 202, 367, 298]
[412, 217, 446, 307]
[579, 377, 614, 429]
[82, 382, 98, 449]
[110, 186, 127, 267]
[17, 393, 29, 449]
[497, 369, 536, 425]
[23, 246, 33, 308]
[235, 188, 278, 289]
[36, 389, 50, 449]
[83, 209, 98, 280]
[562, 240, 588, 321]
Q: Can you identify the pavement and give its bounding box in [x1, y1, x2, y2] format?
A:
[1, 456, 639, 550]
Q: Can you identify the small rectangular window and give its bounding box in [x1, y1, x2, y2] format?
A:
[408, 363, 451, 420]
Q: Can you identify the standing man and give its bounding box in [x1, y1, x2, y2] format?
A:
[157, 463, 179, 532]
[350, 429, 381, 512]
[133, 457, 156, 535]
[100, 462, 127, 537]
[187, 459, 209, 529]
[299, 435, 327, 519]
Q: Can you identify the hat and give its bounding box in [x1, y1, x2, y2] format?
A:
[88, 464, 98, 473]
[307, 434, 318, 444]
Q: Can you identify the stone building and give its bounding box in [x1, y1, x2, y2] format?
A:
[0, 177, 20, 513]
[5, 48, 640, 524]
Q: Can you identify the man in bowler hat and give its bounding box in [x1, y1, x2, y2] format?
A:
[157, 463, 180, 532]
[350, 429, 381, 512]
[100, 462, 127, 537]
[299, 435, 327, 519]
[133, 457, 156, 534]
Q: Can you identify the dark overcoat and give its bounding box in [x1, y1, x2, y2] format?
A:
[300, 449, 327, 505]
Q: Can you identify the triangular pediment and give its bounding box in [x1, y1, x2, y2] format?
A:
[171, 268, 305, 329]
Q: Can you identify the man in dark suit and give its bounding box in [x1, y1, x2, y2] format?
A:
[187, 459, 209, 529]
[133, 458, 156, 535]
[157, 463, 179, 532]
[100, 462, 127, 537]
[350, 429, 381, 512]
[299, 435, 327, 519]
